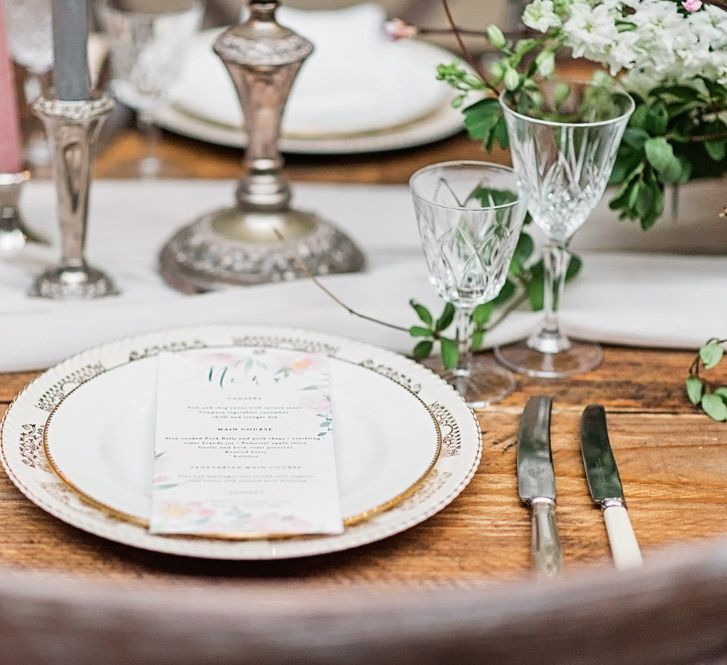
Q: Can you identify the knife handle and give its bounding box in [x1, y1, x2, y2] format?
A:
[603, 503, 643, 570]
[531, 498, 563, 577]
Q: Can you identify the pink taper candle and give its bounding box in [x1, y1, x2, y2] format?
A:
[0, 1, 23, 174]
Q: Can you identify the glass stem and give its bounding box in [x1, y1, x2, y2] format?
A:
[137, 108, 162, 178]
[453, 305, 474, 379]
[528, 242, 571, 354]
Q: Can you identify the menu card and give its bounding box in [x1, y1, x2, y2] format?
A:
[149, 348, 343, 537]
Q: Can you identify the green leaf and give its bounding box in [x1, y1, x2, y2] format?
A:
[714, 387, 727, 400]
[471, 330, 485, 351]
[701, 393, 727, 421]
[553, 82, 571, 109]
[409, 325, 432, 338]
[629, 104, 648, 130]
[645, 100, 668, 135]
[526, 259, 545, 311]
[409, 300, 433, 326]
[493, 278, 516, 306]
[435, 302, 455, 332]
[440, 337, 459, 370]
[700, 342, 724, 369]
[493, 115, 510, 149]
[622, 128, 649, 152]
[705, 140, 726, 162]
[509, 233, 535, 277]
[412, 340, 433, 360]
[644, 137, 680, 179]
[462, 98, 501, 141]
[472, 302, 494, 326]
[566, 253, 582, 281]
[686, 376, 703, 405]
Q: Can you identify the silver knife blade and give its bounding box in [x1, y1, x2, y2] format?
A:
[517, 395, 555, 503]
[580, 405, 624, 503]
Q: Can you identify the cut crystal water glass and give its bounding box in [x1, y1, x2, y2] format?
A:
[495, 80, 634, 378]
[410, 161, 528, 408]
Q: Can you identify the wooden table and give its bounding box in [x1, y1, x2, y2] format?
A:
[2, 127, 724, 587]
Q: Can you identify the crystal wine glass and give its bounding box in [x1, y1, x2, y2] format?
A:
[410, 161, 528, 408]
[100, 0, 203, 178]
[495, 80, 634, 378]
[3, 0, 53, 170]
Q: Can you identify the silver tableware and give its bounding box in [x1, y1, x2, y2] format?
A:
[158, 0, 364, 293]
[580, 404, 643, 570]
[0, 169, 45, 251]
[29, 95, 119, 299]
[517, 395, 563, 577]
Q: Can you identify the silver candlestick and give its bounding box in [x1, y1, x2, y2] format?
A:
[0, 169, 45, 252]
[29, 95, 119, 299]
[159, 0, 364, 293]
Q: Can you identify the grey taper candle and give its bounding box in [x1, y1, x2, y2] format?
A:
[52, 0, 91, 100]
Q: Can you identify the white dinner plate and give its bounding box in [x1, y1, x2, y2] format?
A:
[154, 101, 465, 155]
[1, 326, 480, 559]
[44, 354, 440, 527]
[168, 30, 452, 137]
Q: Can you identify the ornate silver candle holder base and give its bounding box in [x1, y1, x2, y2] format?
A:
[30, 95, 119, 300]
[28, 264, 118, 299]
[0, 170, 45, 252]
[159, 207, 364, 293]
[159, 1, 364, 293]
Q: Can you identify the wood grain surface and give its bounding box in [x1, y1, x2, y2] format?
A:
[1, 345, 723, 586]
[6, 106, 725, 586]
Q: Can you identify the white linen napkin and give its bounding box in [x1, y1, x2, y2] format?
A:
[0, 179, 724, 372]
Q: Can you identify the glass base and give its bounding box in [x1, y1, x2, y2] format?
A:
[494, 339, 603, 379]
[423, 356, 516, 409]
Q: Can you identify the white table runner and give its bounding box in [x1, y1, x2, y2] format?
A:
[1, 179, 724, 372]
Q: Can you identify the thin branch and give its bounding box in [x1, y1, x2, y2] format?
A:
[441, 0, 498, 94]
[273, 228, 410, 334]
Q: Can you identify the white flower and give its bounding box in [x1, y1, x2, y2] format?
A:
[522, 0, 561, 33]
[563, 2, 619, 60]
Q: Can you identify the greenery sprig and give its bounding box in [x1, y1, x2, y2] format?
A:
[435, 1, 727, 231]
[686, 339, 727, 421]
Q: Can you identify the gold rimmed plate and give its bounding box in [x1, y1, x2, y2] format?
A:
[1, 326, 481, 559]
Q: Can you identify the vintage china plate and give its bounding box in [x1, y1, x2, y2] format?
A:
[44, 354, 440, 527]
[154, 99, 464, 155]
[1, 326, 481, 559]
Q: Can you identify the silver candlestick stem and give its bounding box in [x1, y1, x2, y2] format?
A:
[0, 169, 45, 252]
[159, 0, 364, 293]
[29, 95, 119, 300]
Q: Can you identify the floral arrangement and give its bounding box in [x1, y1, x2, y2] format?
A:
[431, 0, 727, 230]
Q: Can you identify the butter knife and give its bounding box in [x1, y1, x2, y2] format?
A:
[517, 395, 563, 577]
[580, 405, 643, 570]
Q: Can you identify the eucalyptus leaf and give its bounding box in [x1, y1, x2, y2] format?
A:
[686, 375, 703, 405]
[440, 337, 460, 370]
[700, 342, 724, 369]
[410, 300, 433, 326]
[715, 387, 727, 400]
[412, 340, 433, 360]
[472, 302, 494, 326]
[701, 393, 727, 422]
[435, 303, 456, 332]
[409, 325, 432, 338]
